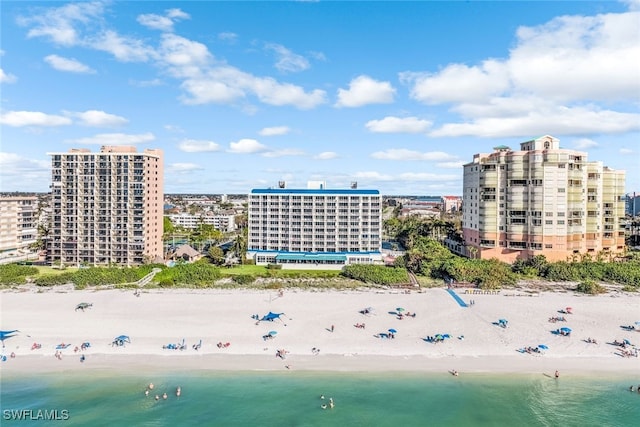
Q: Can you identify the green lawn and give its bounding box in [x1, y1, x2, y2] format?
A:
[31, 266, 79, 276]
[220, 264, 341, 278]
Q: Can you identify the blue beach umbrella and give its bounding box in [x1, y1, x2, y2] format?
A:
[388, 328, 398, 334]
[442, 334, 451, 339]
[538, 344, 549, 350]
[560, 327, 572, 333]
[269, 331, 277, 336]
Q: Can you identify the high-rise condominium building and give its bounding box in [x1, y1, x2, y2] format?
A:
[47, 146, 163, 266]
[462, 135, 626, 263]
[247, 184, 383, 269]
[0, 196, 38, 256]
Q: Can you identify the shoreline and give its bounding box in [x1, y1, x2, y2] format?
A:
[2, 287, 638, 376]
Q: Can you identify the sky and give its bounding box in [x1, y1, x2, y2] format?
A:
[1, 0, 639, 196]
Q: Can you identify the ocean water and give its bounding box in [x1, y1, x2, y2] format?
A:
[1, 371, 639, 426]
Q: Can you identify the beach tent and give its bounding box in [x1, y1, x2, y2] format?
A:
[113, 335, 131, 346]
[261, 312, 284, 322]
[0, 330, 18, 347]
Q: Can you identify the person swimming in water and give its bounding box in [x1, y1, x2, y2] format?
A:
[176, 387, 181, 397]
[162, 392, 168, 400]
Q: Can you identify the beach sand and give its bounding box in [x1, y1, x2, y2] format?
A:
[1, 286, 639, 375]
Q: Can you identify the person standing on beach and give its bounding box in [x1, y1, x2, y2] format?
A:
[554, 370, 560, 378]
[331, 325, 334, 333]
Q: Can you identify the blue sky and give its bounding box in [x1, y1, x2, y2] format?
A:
[1, 0, 638, 195]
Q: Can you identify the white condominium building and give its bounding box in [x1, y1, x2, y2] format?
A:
[0, 196, 38, 255]
[167, 213, 237, 232]
[463, 135, 626, 263]
[47, 146, 164, 266]
[247, 187, 383, 269]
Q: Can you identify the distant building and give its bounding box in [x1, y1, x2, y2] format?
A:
[167, 212, 236, 232]
[442, 196, 462, 213]
[247, 185, 383, 269]
[0, 196, 38, 256]
[462, 135, 625, 263]
[47, 146, 164, 266]
[625, 192, 640, 217]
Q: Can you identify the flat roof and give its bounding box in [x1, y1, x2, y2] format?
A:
[250, 189, 379, 195]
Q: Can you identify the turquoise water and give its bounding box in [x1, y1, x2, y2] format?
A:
[1, 371, 639, 426]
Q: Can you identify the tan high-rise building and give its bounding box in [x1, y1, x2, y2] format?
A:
[0, 196, 38, 255]
[47, 146, 164, 266]
[462, 135, 626, 263]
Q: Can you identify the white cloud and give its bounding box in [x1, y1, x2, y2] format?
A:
[314, 151, 338, 160]
[69, 110, 128, 127]
[265, 43, 310, 73]
[573, 138, 599, 150]
[44, 54, 95, 73]
[259, 126, 290, 136]
[178, 139, 221, 152]
[137, 9, 190, 32]
[429, 103, 640, 138]
[620, 148, 634, 154]
[365, 116, 432, 134]
[0, 68, 17, 83]
[166, 162, 203, 174]
[436, 161, 466, 169]
[228, 138, 268, 154]
[371, 149, 456, 161]
[67, 132, 155, 145]
[218, 32, 238, 42]
[402, 7, 640, 138]
[335, 75, 396, 107]
[17, 1, 105, 46]
[262, 148, 306, 158]
[0, 152, 50, 191]
[401, 61, 509, 105]
[91, 30, 157, 62]
[0, 111, 72, 127]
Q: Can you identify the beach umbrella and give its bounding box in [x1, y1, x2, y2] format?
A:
[559, 327, 571, 333]
[623, 339, 631, 345]
[435, 334, 443, 340]
[499, 319, 508, 324]
[388, 328, 398, 334]
[269, 331, 277, 336]
[396, 308, 405, 312]
[443, 334, 451, 339]
[635, 321, 640, 326]
[538, 344, 549, 350]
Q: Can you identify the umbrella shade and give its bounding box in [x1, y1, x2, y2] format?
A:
[635, 321, 640, 326]
[396, 308, 405, 312]
[538, 344, 549, 350]
[559, 327, 572, 333]
[442, 334, 451, 339]
[268, 331, 277, 336]
[499, 319, 508, 323]
[388, 328, 398, 334]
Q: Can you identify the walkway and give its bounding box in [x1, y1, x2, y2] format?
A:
[446, 288, 468, 308]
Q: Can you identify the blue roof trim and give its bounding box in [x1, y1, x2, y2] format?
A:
[250, 189, 379, 195]
[276, 253, 347, 261]
[249, 250, 382, 256]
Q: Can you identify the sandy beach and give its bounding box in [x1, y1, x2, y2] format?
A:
[1, 286, 639, 375]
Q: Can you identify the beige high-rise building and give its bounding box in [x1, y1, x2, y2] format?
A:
[47, 146, 164, 266]
[0, 196, 38, 255]
[462, 135, 626, 263]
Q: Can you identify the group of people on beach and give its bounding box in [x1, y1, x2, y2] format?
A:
[276, 349, 289, 359]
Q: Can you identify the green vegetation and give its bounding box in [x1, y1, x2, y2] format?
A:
[33, 266, 154, 288]
[341, 265, 409, 285]
[0, 264, 39, 285]
[153, 262, 221, 287]
[575, 280, 606, 295]
[384, 216, 640, 291]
